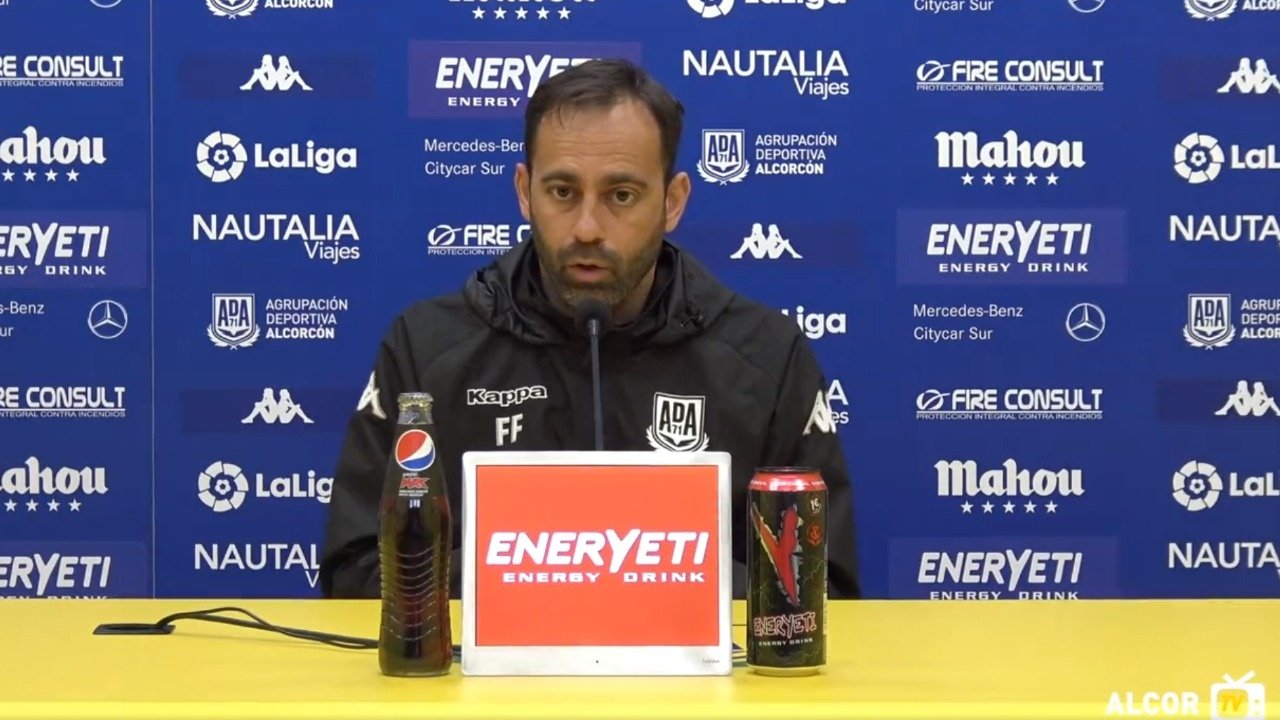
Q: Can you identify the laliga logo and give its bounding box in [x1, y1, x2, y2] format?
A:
[1175, 133, 1225, 185]
[396, 430, 436, 472]
[688, 0, 734, 17]
[197, 131, 247, 183]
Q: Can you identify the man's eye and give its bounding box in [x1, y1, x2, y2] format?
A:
[614, 190, 634, 203]
[550, 186, 573, 199]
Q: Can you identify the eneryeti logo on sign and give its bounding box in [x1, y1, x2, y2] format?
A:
[935, 459, 1084, 515]
[242, 388, 313, 424]
[1217, 381, 1280, 417]
[1184, 293, 1235, 349]
[916, 60, 1104, 92]
[688, 0, 845, 18]
[1174, 132, 1279, 184]
[0, 554, 112, 597]
[466, 385, 547, 408]
[731, 223, 802, 260]
[485, 530, 711, 586]
[241, 55, 311, 91]
[197, 460, 332, 512]
[935, 130, 1085, 186]
[0, 55, 124, 88]
[428, 222, 528, 256]
[1, 457, 108, 512]
[0, 386, 126, 419]
[207, 0, 336, 18]
[646, 392, 710, 452]
[682, 49, 850, 99]
[1172, 460, 1280, 512]
[927, 221, 1092, 274]
[1170, 214, 1280, 244]
[195, 131, 357, 182]
[0, 223, 110, 279]
[192, 213, 361, 265]
[0, 127, 106, 183]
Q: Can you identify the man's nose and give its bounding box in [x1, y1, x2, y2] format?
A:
[571, 198, 606, 244]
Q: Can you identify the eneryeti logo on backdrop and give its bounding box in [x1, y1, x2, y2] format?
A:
[1174, 132, 1279, 184]
[696, 128, 837, 184]
[898, 208, 1128, 285]
[1219, 58, 1280, 94]
[0, 223, 110, 280]
[645, 392, 709, 452]
[192, 213, 360, 265]
[917, 60, 1104, 92]
[207, 0, 336, 18]
[0, 55, 124, 88]
[428, 222, 528, 256]
[731, 223, 802, 260]
[779, 306, 846, 340]
[681, 49, 849, 100]
[454, 0, 602, 21]
[917, 549, 1085, 599]
[1186, 0, 1280, 20]
[0, 127, 106, 183]
[1170, 214, 1280, 245]
[935, 459, 1084, 515]
[1172, 460, 1280, 512]
[422, 135, 523, 178]
[687, 0, 845, 19]
[935, 130, 1085, 186]
[0, 386, 126, 419]
[242, 388, 313, 424]
[195, 131, 357, 182]
[194, 543, 320, 589]
[197, 460, 331, 513]
[207, 292, 349, 349]
[241, 55, 310, 91]
[1, 457, 108, 512]
[916, 387, 1103, 421]
[0, 554, 112, 597]
[409, 41, 643, 119]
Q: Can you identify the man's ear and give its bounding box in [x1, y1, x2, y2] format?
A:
[514, 162, 532, 222]
[664, 171, 691, 233]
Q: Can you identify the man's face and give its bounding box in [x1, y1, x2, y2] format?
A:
[515, 98, 690, 316]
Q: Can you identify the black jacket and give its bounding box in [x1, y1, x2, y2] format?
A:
[319, 238, 860, 599]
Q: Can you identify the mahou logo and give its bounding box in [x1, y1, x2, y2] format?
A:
[471, 463, 723, 647]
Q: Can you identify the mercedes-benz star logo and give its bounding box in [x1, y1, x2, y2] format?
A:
[88, 300, 128, 339]
[1066, 303, 1105, 342]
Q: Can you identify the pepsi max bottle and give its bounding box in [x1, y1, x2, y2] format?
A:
[378, 392, 452, 676]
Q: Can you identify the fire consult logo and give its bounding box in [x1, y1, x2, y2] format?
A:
[408, 41, 643, 119]
[472, 463, 722, 647]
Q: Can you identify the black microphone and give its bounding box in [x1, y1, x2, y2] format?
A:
[574, 299, 612, 451]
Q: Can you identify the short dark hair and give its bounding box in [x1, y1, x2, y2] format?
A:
[524, 58, 685, 183]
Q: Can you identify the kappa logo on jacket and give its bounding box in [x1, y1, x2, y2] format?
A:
[645, 392, 710, 452]
[803, 389, 837, 436]
[356, 372, 385, 420]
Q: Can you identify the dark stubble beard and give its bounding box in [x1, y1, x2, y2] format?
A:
[531, 217, 664, 315]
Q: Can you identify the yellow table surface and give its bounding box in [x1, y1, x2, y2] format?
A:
[1, 598, 1277, 719]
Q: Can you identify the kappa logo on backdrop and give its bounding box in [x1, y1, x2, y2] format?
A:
[241, 388, 313, 424]
[730, 223, 802, 260]
[240, 55, 311, 92]
[645, 392, 710, 452]
[1219, 58, 1280, 94]
[1217, 381, 1280, 417]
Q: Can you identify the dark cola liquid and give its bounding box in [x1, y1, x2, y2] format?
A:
[378, 394, 452, 677]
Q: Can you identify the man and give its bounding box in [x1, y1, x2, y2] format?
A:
[319, 58, 860, 600]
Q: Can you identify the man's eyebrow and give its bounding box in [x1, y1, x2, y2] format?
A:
[537, 170, 650, 188]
